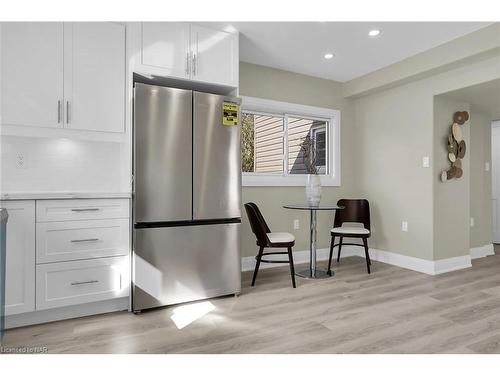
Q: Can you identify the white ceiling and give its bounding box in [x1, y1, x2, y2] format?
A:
[444, 79, 500, 120]
[203, 22, 492, 82]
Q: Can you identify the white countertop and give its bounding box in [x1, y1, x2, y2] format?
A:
[0, 191, 132, 200]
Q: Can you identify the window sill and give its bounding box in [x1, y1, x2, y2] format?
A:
[242, 174, 341, 187]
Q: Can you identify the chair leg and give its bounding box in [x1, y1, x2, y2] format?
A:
[251, 246, 264, 286]
[363, 238, 371, 274]
[287, 247, 296, 288]
[337, 236, 343, 263]
[327, 235, 335, 275]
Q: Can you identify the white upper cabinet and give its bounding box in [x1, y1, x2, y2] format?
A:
[138, 23, 238, 88]
[64, 23, 125, 133]
[190, 24, 238, 87]
[141, 22, 190, 79]
[1, 23, 64, 128]
[0, 22, 125, 133]
[0, 200, 36, 316]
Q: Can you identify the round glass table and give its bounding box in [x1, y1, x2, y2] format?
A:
[283, 204, 344, 279]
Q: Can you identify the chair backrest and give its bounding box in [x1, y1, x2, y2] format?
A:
[244, 202, 270, 246]
[334, 199, 371, 231]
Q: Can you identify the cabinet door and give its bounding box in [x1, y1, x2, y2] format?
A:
[0, 201, 35, 315]
[0, 22, 64, 128]
[190, 25, 238, 87]
[141, 22, 190, 79]
[64, 22, 125, 133]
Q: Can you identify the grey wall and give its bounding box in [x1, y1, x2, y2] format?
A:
[239, 62, 355, 257]
[433, 96, 470, 260]
[470, 109, 493, 248]
[353, 81, 435, 260]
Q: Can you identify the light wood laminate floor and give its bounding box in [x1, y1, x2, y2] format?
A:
[4, 247, 500, 354]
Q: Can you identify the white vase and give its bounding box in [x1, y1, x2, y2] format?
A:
[305, 174, 322, 206]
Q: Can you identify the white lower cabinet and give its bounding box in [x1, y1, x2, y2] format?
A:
[0, 200, 36, 316]
[36, 256, 129, 310]
[2, 198, 130, 325]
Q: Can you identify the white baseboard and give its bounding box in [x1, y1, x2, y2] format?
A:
[470, 243, 495, 259]
[241, 244, 485, 276]
[433, 255, 472, 274]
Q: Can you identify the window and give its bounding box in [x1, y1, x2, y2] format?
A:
[241, 97, 340, 186]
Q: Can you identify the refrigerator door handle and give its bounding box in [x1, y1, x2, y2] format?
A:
[192, 53, 197, 76]
[57, 100, 62, 123]
[66, 101, 70, 124]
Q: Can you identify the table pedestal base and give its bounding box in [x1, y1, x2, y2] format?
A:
[295, 267, 333, 279]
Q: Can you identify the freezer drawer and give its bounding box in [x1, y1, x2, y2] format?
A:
[133, 223, 241, 310]
[134, 83, 193, 222]
[193, 92, 241, 220]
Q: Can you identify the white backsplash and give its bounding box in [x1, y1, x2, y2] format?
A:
[0, 136, 130, 194]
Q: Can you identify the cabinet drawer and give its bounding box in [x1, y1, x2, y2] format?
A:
[36, 256, 129, 310]
[36, 219, 129, 263]
[36, 199, 129, 222]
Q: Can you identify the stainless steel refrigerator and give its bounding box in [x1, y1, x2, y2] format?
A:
[132, 83, 242, 312]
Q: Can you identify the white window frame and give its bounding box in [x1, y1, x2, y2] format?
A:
[311, 126, 327, 174]
[241, 96, 341, 187]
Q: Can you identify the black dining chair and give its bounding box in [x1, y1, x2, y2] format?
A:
[244, 202, 296, 288]
[327, 199, 372, 274]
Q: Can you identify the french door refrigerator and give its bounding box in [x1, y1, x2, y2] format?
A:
[132, 83, 241, 312]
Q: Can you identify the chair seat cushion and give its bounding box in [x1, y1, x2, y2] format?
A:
[331, 226, 370, 235]
[267, 232, 295, 244]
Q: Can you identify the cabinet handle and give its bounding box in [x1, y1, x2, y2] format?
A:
[186, 52, 190, 76]
[57, 100, 62, 123]
[71, 280, 99, 286]
[192, 53, 197, 76]
[66, 101, 70, 124]
[71, 208, 100, 212]
[71, 238, 99, 243]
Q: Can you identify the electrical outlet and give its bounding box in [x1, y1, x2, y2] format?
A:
[401, 221, 408, 232]
[470, 217, 475, 227]
[293, 219, 300, 230]
[485, 162, 490, 172]
[15, 152, 26, 169]
[422, 156, 430, 168]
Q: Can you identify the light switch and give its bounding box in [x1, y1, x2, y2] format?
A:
[486, 162, 490, 172]
[402, 221, 409, 232]
[470, 217, 475, 227]
[422, 156, 430, 168]
[293, 219, 300, 230]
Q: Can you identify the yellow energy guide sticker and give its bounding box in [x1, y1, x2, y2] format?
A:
[223, 102, 239, 126]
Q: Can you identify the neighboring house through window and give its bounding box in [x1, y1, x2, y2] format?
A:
[240, 97, 340, 186]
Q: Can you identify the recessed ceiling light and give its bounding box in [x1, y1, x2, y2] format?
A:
[324, 53, 334, 59]
[368, 29, 381, 37]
